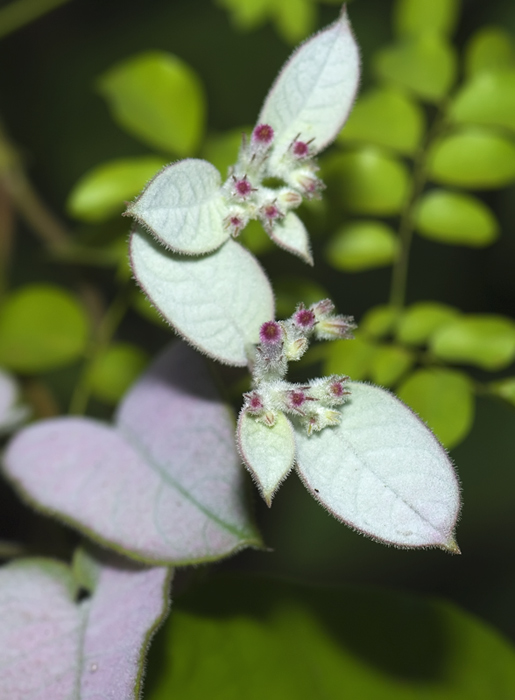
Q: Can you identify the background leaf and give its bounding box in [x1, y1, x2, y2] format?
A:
[397, 368, 474, 449]
[97, 50, 205, 155]
[0, 554, 170, 700]
[130, 229, 274, 367]
[369, 344, 414, 387]
[465, 26, 515, 77]
[3, 343, 261, 564]
[450, 70, 515, 133]
[427, 128, 515, 189]
[0, 285, 89, 373]
[325, 220, 399, 271]
[360, 305, 400, 340]
[324, 148, 409, 215]
[324, 335, 376, 380]
[414, 189, 499, 246]
[337, 86, 425, 155]
[295, 382, 460, 548]
[396, 302, 460, 345]
[393, 0, 461, 38]
[88, 342, 149, 405]
[430, 315, 515, 370]
[67, 156, 167, 222]
[147, 575, 515, 700]
[0, 369, 29, 434]
[374, 34, 457, 102]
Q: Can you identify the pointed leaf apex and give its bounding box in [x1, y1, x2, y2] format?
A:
[442, 536, 461, 555]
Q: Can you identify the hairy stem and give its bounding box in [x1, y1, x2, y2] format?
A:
[0, 0, 72, 39]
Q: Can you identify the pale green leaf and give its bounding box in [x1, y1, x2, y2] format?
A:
[415, 189, 499, 246]
[323, 335, 376, 380]
[0, 285, 89, 373]
[360, 305, 400, 339]
[237, 411, 295, 505]
[396, 301, 460, 345]
[397, 368, 474, 449]
[465, 27, 515, 78]
[324, 148, 410, 215]
[127, 159, 229, 255]
[238, 219, 275, 255]
[97, 51, 205, 155]
[130, 229, 274, 367]
[374, 34, 457, 103]
[325, 220, 398, 271]
[394, 0, 461, 38]
[259, 9, 360, 164]
[67, 157, 167, 223]
[295, 382, 460, 548]
[89, 343, 149, 404]
[0, 369, 29, 434]
[337, 86, 425, 155]
[270, 212, 313, 265]
[489, 377, 515, 406]
[370, 344, 414, 387]
[427, 127, 515, 189]
[272, 0, 316, 44]
[430, 315, 515, 370]
[147, 576, 515, 700]
[216, 0, 271, 31]
[450, 69, 515, 133]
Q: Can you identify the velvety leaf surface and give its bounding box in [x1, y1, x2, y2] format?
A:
[259, 8, 360, 166]
[97, 51, 205, 155]
[3, 343, 260, 564]
[397, 368, 474, 449]
[237, 411, 295, 506]
[0, 554, 170, 700]
[326, 220, 399, 271]
[130, 228, 274, 367]
[146, 575, 515, 700]
[294, 382, 460, 549]
[269, 212, 313, 265]
[338, 86, 425, 155]
[127, 159, 229, 255]
[67, 156, 167, 223]
[0, 285, 89, 373]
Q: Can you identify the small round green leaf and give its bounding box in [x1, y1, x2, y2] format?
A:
[397, 368, 474, 449]
[427, 128, 515, 189]
[396, 301, 460, 345]
[324, 149, 409, 215]
[465, 27, 515, 78]
[415, 189, 499, 246]
[89, 343, 149, 404]
[450, 70, 515, 133]
[430, 315, 515, 370]
[370, 344, 414, 387]
[0, 285, 89, 373]
[324, 335, 376, 381]
[325, 220, 399, 271]
[337, 87, 425, 155]
[374, 34, 457, 103]
[97, 51, 205, 155]
[394, 0, 460, 37]
[237, 411, 295, 506]
[489, 377, 515, 406]
[67, 157, 167, 223]
[360, 305, 400, 339]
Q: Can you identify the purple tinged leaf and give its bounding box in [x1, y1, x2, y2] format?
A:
[3, 343, 261, 564]
[0, 554, 170, 700]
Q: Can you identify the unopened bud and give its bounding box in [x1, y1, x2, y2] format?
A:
[284, 336, 308, 361]
[259, 321, 283, 345]
[252, 123, 275, 145]
[316, 315, 355, 341]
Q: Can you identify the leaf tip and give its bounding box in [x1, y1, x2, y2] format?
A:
[441, 535, 461, 555]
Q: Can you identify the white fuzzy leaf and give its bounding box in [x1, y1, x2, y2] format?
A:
[294, 382, 460, 550]
[127, 159, 229, 254]
[130, 227, 274, 366]
[259, 7, 360, 163]
[237, 411, 295, 506]
[270, 212, 313, 265]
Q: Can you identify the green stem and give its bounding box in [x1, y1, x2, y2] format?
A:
[69, 284, 130, 415]
[0, 0, 72, 40]
[388, 108, 448, 310]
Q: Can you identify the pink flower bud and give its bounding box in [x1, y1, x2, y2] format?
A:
[259, 321, 283, 345]
[233, 176, 254, 198]
[293, 306, 316, 331]
[292, 140, 310, 158]
[225, 214, 246, 237]
[252, 123, 275, 145]
[311, 299, 335, 320]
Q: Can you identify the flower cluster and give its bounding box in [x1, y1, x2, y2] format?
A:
[222, 123, 324, 240]
[242, 300, 355, 435]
